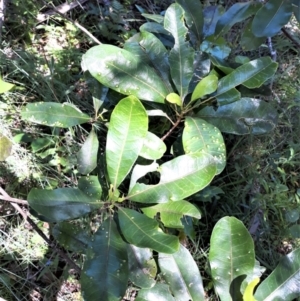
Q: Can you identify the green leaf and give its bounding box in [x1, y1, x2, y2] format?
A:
[210, 56, 234, 74]
[140, 22, 171, 36]
[166, 93, 182, 106]
[175, 0, 203, 46]
[252, 0, 293, 37]
[136, 283, 176, 301]
[77, 128, 99, 175]
[129, 162, 159, 191]
[82, 44, 169, 103]
[142, 200, 201, 228]
[216, 57, 278, 104]
[31, 137, 53, 153]
[118, 208, 179, 254]
[203, 5, 225, 37]
[127, 245, 157, 288]
[286, 224, 300, 238]
[159, 244, 205, 301]
[191, 74, 218, 102]
[241, 20, 266, 51]
[106, 96, 148, 188]
[254, 248, 300, 301]
[128, 153, 217, 203]
[215, 2, 262, 39]
[0, 134, 12, 161]
[28, 188, 103, 222]
[164, 3, 195, 99]
[183, 117, 226, 174]
[209, 217, 255, 301]
[197, 98, 278, 135]
[141, 13, 164, 24]
[139, 132, 167, 160]
[216, 88, 241, 105]
[81, 218, 129, 301]
[52, 222, 91, 252]
[0, 77, 14, 93]
[78, 176, 102, 200]
[21, 102, 91, 128]
[139, 31, 173, 93]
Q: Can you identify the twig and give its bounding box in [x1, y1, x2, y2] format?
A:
[281, 27, 300, 50]
[0, 195, 28, 205]
[161, 117, 182, 141]
[39, 0, 102, 45]
[0, 186, 81, 273]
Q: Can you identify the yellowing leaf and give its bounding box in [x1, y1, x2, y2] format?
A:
[0, 77, 14, 94]
[243, 278, 260, 301]
[166, 93, 182, 106]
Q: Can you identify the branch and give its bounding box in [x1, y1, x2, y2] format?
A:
[161, 116, 182, 141]
[0, 186, 81, 273]
[0, 195, 28, 205]
[281, 27, 300, 50]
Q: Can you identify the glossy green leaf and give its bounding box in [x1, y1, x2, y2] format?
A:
[77, 128, 99, 175]
[118, 208, 179, 254]
[215, 2, 262, 38]
[241, 20, 266, 51]
[21, 102, 90, 128]
[139, 31, 173, 93]
[191, 74, 218, 102]
[142, 13, 164, 24]
[140, 132, 167, 160]
[183, 117, 226, 174]
[254, 248, 300, 301]
[106, 96, 148, 188]
[159, 244, 205, 301]
[140, 22, 171, 36]
[31, 137, 53, 153]
[129, 162, 159, 191]
[136, 283, 176, 301]
[175, 0, 203, 46]
[81, 218, 129, 301]
[52, 222, 91, 252]
[164, 3, 195, 99]
[286, 224, 300, 238]
[0, 134, 12, 161]
[252, 0, 293, 37]
[82, 44, 169, 103]
[142, 200, 201, 228]
[78, 176, 102, 200]
[216, 88, 241, 105]
[166, 93, 182, 106]
[203, 5, 225, 37]
[209, 217, 255, 301]
[198, 98, 278, 135]
[0, 77, 14, 93]
[127, 245, 156, 288]
[28, 188, 103, 222]
[128, 153, 217, 203]
[216, 57, 278, 104]
[210, 56, 234, 74]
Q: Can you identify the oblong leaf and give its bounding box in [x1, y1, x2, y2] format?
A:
[77, 128, 99, 174]
[203, 5, 225, 37]
[82, 44, 169, 103]
[241, 20, 266, 51]
[136, 283, 175, 301]
[164, 3, 195, 99]
[78, 176, 102, 200]
[0, 134, 12, 161]
[118, 208, 179, 254]
[21, 102, 91, 127]
[216, 57, 278, 104]
[215, 2, 262, 38]
[128, 153, 217, 203]
[159, 244, 205, 301]
[209, 217, 255, 301]
[191, 74, 218, 102]
[243, 278, 260, 301]
[81, 218, 129, 301]
[183, 117, 226, 174]
[127, 245, 157, 289]
[252, 0, 293, 37]
[106, 96, 148, 188]
[139, 132, 167, 160]
[197, 98, 278, 135]
[0, 77, 14, 93]
[255, 248, 300, 301]
[52, 221, 91, 252]
[28, 188, 103, 222]
[175, 0, 203, 46]
[142, 200, 201, 228]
